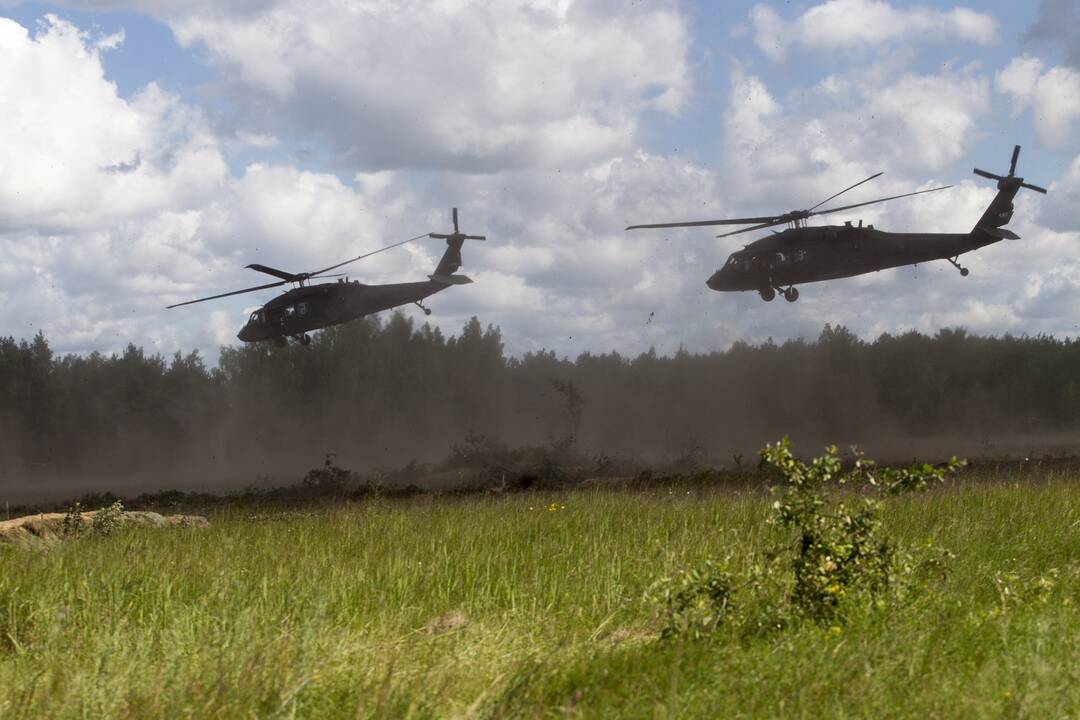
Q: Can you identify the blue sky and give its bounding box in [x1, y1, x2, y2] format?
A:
[0, 0, 1078, 361]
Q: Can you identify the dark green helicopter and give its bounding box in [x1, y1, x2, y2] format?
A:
[627, 145, 1046, 302]
[168, 208, 485, 346]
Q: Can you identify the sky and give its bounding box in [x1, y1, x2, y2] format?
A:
[0, 0, 1078, 363]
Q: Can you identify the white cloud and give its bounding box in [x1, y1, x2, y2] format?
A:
[0, 15, 234, 353]
[1042, 153, 1080, 232]
[64, 0, 691, 173]
[722, 65, 990, 210]
[751, 0, 997, 61]
[997, 56, 1080, 149]
[0, 16, 226, 231]
[1025, 0, 1080, 69]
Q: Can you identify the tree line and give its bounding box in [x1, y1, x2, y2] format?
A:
[2, 316, 1079, 496]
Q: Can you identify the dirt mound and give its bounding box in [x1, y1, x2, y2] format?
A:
[0, 510, 208, 549]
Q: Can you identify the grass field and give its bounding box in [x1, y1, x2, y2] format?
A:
[2, 474, 1079, 718]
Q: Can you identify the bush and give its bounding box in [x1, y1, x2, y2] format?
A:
[650, 439, 965, 639]
[90, 500, 124, 536]
[762, 437, 963, 620]
[61, 499, 125, 538]
[647, 559, 734, 640]
[61, 502, 86, 537]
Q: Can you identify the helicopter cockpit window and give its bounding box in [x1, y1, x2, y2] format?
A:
[727, 257, 738, 267]
[297, 302, 308, 317]
[794, 249, 808, 263]
[284, 305, 296, 317]
[249, 311, 262, 325]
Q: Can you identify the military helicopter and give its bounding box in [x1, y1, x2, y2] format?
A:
[627, 145, 1046, 302]
[167, 208, 485, 345]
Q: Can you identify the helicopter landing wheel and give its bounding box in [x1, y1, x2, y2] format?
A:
[960, 268, 970, 277]
[783, 287, 800, 302]
[759, 287, 776, 302]
[948, 256, 969, 277]
[299, 333, 312, 346]
[415, 300, 432, 316]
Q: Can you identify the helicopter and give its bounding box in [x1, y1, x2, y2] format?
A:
[167, 208, 485, 345]
[626, 145, 1046, 302]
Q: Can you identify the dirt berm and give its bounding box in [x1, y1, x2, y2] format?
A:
[0, 510, 208, 549]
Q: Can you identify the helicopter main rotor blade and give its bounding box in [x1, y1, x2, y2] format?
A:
[716, 218, 791, 238]
[808, 185, 952, 219]
[626, 216, 780, 231]
[166, 280, 289, 309]
[1021, 182, 1048, 194]
[807, 172, 883, 212]
[306, 232, 431, 278]
[245, 264, 301, 282]
[1010, 145, 1020, 176]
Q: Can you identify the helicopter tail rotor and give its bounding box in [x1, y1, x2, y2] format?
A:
[972, 145, 1047, 235]
[429, 207, 486, 242]
[973, 145, 1047, 194]
[429, 208, 485, 279]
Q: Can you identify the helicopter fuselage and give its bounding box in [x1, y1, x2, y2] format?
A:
[236, 279, 446, 343]
[706, 224, 997, 293]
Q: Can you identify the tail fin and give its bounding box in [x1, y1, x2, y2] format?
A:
[429, 207, 485, 279]
[972, 145, 1047, 237]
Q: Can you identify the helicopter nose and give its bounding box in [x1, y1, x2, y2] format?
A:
[706, 271, 724, 291]
[237, 325, 251, 342]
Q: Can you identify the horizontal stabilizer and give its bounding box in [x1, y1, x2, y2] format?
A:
[978, 226, 1021, 240]
[429, 273, 473, 285]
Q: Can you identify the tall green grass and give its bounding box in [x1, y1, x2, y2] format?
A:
[2, 479, 1079, 718]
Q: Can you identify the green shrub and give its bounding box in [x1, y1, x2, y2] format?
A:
[647, 559, 734, 640]
[761, 438, 963, 620]
[61, 502, 86, 537]
[650, 439, 965, 638]
[90, 500, 124, 536]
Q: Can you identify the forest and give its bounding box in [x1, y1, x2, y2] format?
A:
[2, 315, 1079, 499]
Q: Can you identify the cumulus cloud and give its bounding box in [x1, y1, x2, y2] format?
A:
[997, 56, 1080, 149]
[0, 16, 226, 231]
[406, 152, 730, 357]
[751, 0, 997, 62]
[60, 0, 691, 173]
[0, 15, 235, 352]
[721, 64, 990, 209]
[1041, 153, 1080, 232]
[1025, 0, 1080, 69]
